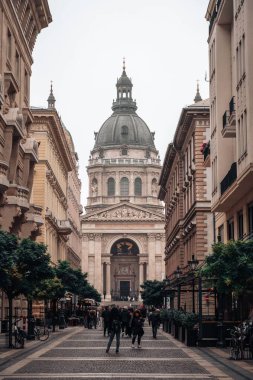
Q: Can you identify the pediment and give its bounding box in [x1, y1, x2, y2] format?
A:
[82, 203, 164, 222]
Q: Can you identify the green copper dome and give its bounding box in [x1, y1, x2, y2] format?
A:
[94, 64, 155, 149]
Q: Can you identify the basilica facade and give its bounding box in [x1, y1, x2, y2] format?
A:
[81, 63, 165, 301]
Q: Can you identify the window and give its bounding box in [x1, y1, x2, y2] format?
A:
[121, 126, 128, 135]
[248, 203, 253, 238]
[238, 211, 244, 240]
[120, 177, 129, 196]
[15, 51, 20, 80]
[217, 224, 224, 243]
[134, 178, 142, 196]
[7, 29, 12, 60]
[227, 218, 234, 241]
[121, 148, 128, 156]
[107, 177, 115, 196]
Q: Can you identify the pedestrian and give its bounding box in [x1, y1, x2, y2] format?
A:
[131, 309, 144, 349]
[106, 306, 121, 354]
[121, 306, 130, 337]
[150, 308, 160, 339]
[102, 306, 111, 337]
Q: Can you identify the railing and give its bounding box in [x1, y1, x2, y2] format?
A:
[111, 291, 139, 302]
[223, 110, 229, 129]
[209, 0, 222, 34]
[89, 157, 160, 166]
[229, 96, 235, 114]
[220, 162, 237, 195]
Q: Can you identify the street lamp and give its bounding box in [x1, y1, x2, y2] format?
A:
[188, 255, 199, 313]
[163, 277, 170, 308]
[174, 266, 182, 310]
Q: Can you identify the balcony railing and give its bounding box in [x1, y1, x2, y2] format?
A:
[220, 162, 237, 195]
[229, 96, 235, 114]
[111, 291, 139, 302]
[222, 97, 236, 138]
[209, 0, 222, 34]
[89, 157, 160, 166]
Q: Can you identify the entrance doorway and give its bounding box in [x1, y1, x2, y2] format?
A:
[120, 281, 130, 298]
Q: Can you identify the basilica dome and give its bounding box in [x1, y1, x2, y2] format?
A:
[94, 63, 155, 150]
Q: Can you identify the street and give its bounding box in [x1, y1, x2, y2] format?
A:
[0, 324, 245, 380]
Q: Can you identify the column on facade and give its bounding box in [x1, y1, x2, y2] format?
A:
[139, 262, 144, 300]
[147, 233, 156, 280]
[130, 171, 134, 196]
[106, 262, 111, 300]
[94, 234, 102, 294]
[115, 171, 120, 196]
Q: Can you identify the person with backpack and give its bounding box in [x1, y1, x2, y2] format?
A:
[121, 306, 130, 337]
[130, 309, 144, 349]
[106, 307, 121, 354]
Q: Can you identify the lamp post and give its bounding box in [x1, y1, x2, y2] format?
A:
[188, 255, 199, 313]
[174, 266, 182, 310]
[163, 278, 170, 308]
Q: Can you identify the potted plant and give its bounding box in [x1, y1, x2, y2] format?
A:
[181, 312, 198, 346]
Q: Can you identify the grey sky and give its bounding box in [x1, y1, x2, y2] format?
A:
[30, 0, 209, 205]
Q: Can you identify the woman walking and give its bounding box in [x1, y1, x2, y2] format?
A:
[131, 309, 144, 349]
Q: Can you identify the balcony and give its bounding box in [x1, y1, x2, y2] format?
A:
[220, 162, 237, 196]
[222, 97, 236, 138]
[0, 160, 9, 193]
[201, 141, 210, 167]
[57, 220, 72, 235]
[208, 0, 222, 35]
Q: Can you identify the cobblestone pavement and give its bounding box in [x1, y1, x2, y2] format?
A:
[0, 325, 242, 380]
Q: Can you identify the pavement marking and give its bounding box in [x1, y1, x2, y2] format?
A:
[160, 330, 233, 380]
[26, 357, 193, 361]
[0, 373, 216, 379]
[47, 346, 185, 350]
[0, 328, 83, 376]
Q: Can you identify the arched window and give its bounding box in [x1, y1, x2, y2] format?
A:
[120, 177, 129, 196]
[111, 238, 139, 255]
[121, 125, 128, 135]
[107, 177, 115, 196]
[91, 178, 98, 195]
[151, 178, 158, 195]
[134, 177, 142, 196]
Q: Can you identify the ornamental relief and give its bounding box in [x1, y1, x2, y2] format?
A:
[119, 171, 130, 176]
[90, 206, 161, 221]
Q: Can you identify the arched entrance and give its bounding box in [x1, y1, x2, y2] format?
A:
[110, 238, 139, 301]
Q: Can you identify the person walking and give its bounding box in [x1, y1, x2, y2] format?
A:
[106, 307, 121, 354]
[121, 306, 130, 337]
[150, 308, 161, 339]
[131, 309, 144, 349]
[102, 306, 111, 337]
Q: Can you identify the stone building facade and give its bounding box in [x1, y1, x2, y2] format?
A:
[0, 1, 51, 323]
[82, 63, 165, 301]
[158, 89, 212, 312]
[30, 87, 82, 268]
[206, 0, 253, 243]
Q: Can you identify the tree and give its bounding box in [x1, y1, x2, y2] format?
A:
[200, 240, 253, 295]
[80, 283, 101, 302]
[0, 232, 53, 346]
[200, 240, 253, 320]
[0, 231, 22, 347]
[140, 280, 164, 307]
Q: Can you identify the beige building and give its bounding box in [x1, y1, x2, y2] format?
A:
[82, 64, 165, 301]
[158, 89, 212, 312]
[30, 87, 82, 267]
[0, 1, 51, 323]
[206, 0, 253, 243]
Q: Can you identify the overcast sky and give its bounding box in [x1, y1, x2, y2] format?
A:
[31, 0, 210, 205]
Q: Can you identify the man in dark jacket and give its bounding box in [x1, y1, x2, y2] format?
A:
[150, 308, 160, 339]
[102, 306, 111, 336]
[106, 307, 121, 354]
[121, 306, 130, 337]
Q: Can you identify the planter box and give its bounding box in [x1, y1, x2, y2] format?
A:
[179, 326, 185, 342]
[185, 328, 197, 346]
